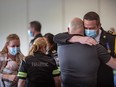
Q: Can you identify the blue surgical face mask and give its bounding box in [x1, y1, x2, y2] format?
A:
[28, 30, 34, 37]
[8, 47, 20, 55]
[85, 29, 97, 38]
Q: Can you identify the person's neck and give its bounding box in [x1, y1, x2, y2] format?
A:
[7, 53, 16, 59]
[69, 32, 84, 36]
[34, 32, 41, 37]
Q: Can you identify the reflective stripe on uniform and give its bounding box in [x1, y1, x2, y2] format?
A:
[52, 68, 60, 75]
[17, 72, 27, 78]
[58, 66, 60, 72]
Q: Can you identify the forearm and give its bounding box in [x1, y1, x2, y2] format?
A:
[18, 79, 26, 87]
[2, 74, 6, 79]
[106, 57, 116, 69]
[69, 36, 97, 45]
[2, 74, 17, 82]
[68, 36, 83, 43]
[54, 76, 61, 87]
[2, 74, 9, 80]
[54, 32, 73, 45]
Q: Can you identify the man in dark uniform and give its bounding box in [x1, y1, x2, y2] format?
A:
[96, 27, 116, 87]
[54, 12, 116, 87]
[83, 12, 116, 87]
[28, 21, 42, 47]
[54, 17, 116, 87]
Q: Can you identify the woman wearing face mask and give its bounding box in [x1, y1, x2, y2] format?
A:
[0, 34, 24, 87]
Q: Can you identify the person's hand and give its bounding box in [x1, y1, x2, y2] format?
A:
[8, 75, 17, 82]
[69, 36, 98, 46]
[3, 74, 17, 82]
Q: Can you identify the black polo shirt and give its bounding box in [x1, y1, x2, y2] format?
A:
[18, 52, 60, 87]
[30, 33, 42, 46]
[58, 43, 111, 87]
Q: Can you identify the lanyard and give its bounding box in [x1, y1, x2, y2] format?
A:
[106, 42, 111, 53]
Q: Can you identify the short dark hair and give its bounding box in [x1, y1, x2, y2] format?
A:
[30, 21, 41, 32]
[83, 11, 100, 25]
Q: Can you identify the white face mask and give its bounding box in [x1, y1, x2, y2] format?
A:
[85, 29, 97, 38]
[28, 30, 34, 37]
[8, 47, 20, 55]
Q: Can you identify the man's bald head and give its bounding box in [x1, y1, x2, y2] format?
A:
[68, 17, 84, 35]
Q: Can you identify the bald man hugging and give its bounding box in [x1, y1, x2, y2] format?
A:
[54, 18, 116, 87]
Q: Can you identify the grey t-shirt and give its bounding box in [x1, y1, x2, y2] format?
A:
[58, 43, 111, 87]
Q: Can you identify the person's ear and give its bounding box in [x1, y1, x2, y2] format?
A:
[98, 23, 101, 29]
[31, 27, 35, 32]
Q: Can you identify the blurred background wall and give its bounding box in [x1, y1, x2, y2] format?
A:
[0, 0, 116, 55]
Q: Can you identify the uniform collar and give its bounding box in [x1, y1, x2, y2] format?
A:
[34, 51, 45, 56]
[30, 33, 42, 44]
[95, 29, 102, 43]
[34, 33, 42, 39]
